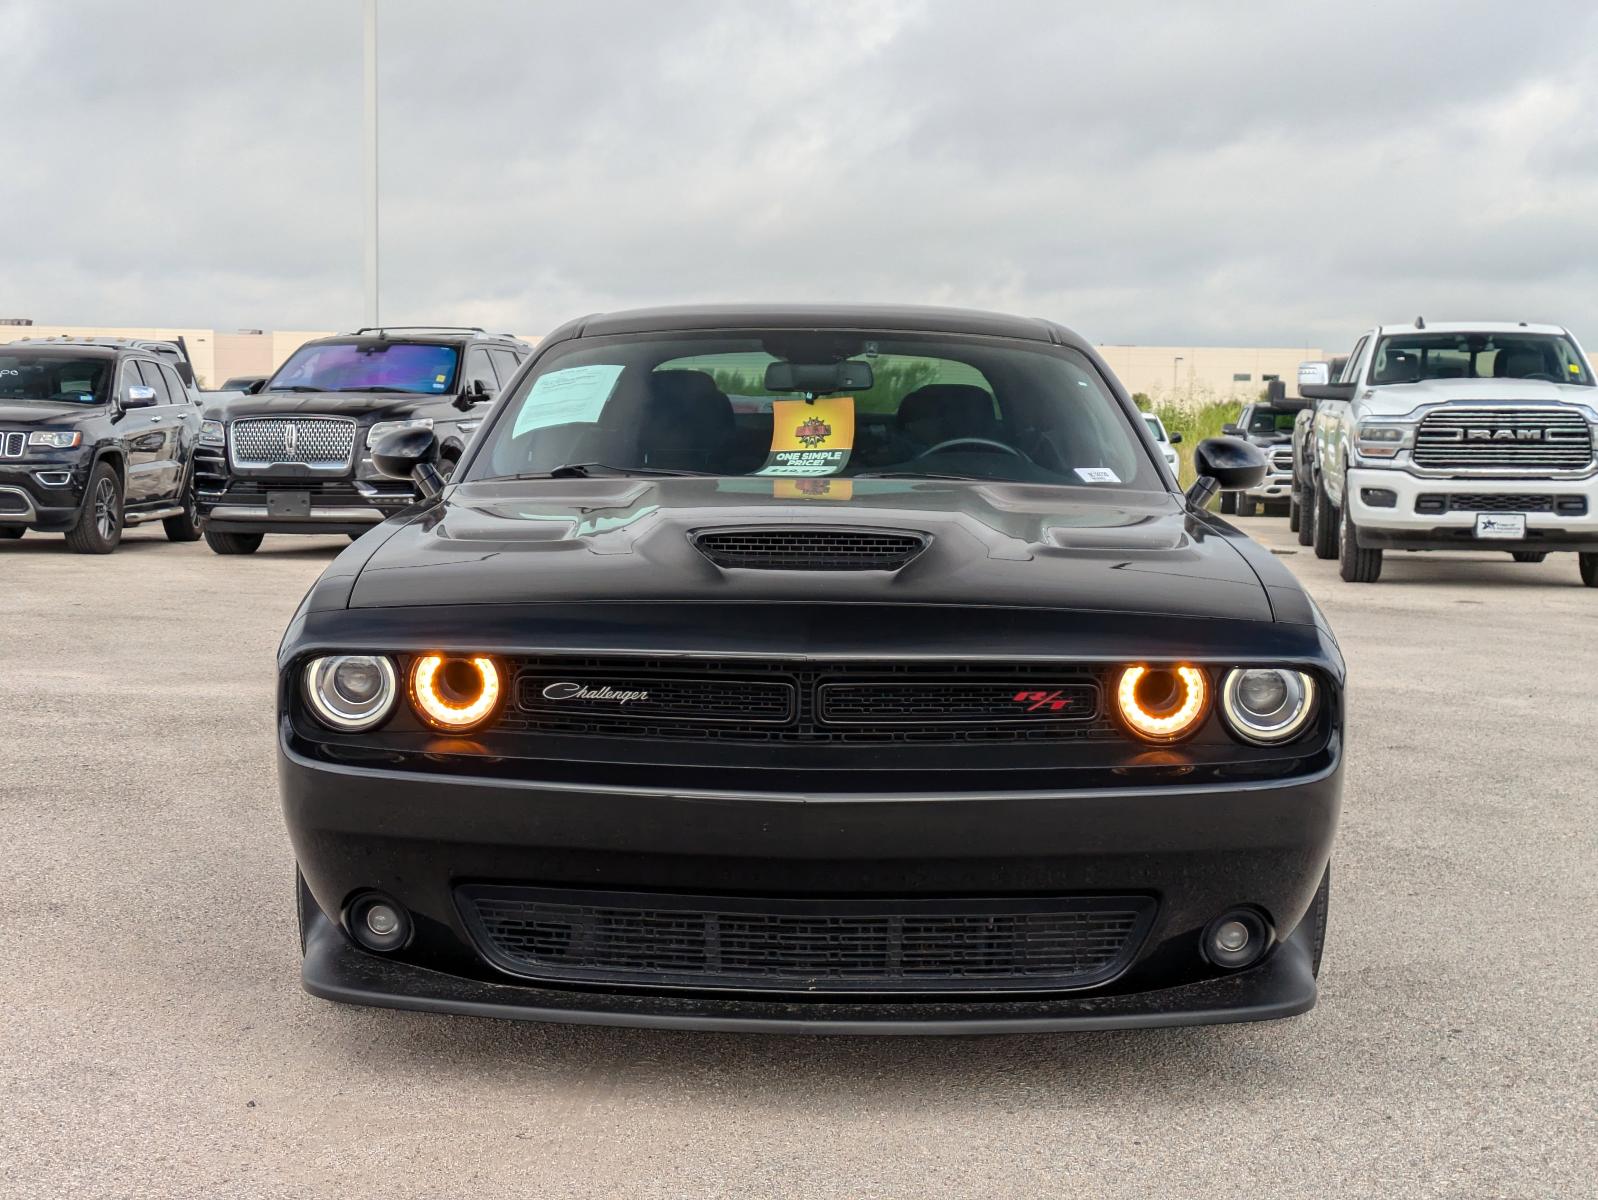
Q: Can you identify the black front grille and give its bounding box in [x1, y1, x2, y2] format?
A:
[692, 526, 928, 570]
[458, 886, 1153, 994]
[0, 432, 23, 459]
[1445, 493, 1554, 513]
[500, 656, 1114, 744]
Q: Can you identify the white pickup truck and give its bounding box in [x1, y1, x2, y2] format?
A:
[1299, 320, 1598, 586]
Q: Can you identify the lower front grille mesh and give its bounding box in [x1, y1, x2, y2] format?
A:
[458, 886, 1153, 994]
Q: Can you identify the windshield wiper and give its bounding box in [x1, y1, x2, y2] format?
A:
[331, 386, 419, 393]
[266, 385, 326, 393]
[852, 470, 988, 481]
[516, 463, 714, 479]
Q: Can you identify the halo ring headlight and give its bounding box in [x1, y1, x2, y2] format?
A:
[1115, 665, 1209, 742]
[1221, 668, 1316, 744]
[410, 654, 501, 731]
[303, 655, 398, 731]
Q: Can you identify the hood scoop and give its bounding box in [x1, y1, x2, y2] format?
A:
[690, 525, 930, 571]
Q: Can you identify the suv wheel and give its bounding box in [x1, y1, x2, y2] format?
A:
[1311, 475, 1338, 560]
[1580, 553, 1598, 587]
[64, 462, 123, 554]
[1288, 493, 1301, 532]
[1219, 491, 1237, 515]
[163, 481, 202, 542]
[1296, 483, 1315, 546]
[205, 529, 264, 555]
[1237, 494, 1258, 518]
[1338, 488, 1383, 582]
[1510, 551, 1546, 563]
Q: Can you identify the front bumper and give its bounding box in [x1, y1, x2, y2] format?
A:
[196, 453, 418, 537]
[282, 737, 1341, 1033]
[1347, 467, 1598, 552]
[0, 459, 88, 530]
[1246, 468, 1294, 501]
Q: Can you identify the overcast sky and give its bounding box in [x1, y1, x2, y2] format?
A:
[5, 0, 1598, 348]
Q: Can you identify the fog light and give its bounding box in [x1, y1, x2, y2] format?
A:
[346, 892, 411, 953]
[1203, 909, 1271, 969]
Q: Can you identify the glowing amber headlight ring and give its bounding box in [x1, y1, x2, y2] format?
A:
[1115, 665, 1209, 742]
[409, 655, 501, 730]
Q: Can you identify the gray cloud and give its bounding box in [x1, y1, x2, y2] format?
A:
[5, 0, 1598, 353]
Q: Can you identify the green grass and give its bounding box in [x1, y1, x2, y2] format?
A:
[1143, 398, 1244, 489]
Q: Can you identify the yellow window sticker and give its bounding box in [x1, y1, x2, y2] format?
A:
[757, 397, 855, 476]
[773, 477, 855, 500]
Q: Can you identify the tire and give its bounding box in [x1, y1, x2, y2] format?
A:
[1309, 864, 1330, 979]
[1288, 494, 1301, 532]
[0, 527, 22, 540]
[1580, 553, 1598, 587]
[1296, 486, 1315, 546]
[64, 461, 123, 554]
[204, 529, 264, 555]
[1510, 551, 1546, 563]
[1219, 491, 1237, 515]
[1237, 495, 1258, 517]
[1338, 488, 1383, 582]
[162, 480, 202, 542]
[1312, 476, 1338, 560]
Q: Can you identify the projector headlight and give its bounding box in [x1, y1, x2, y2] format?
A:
[409, 654, 501, 731]
[1221, 668, 1316, 744]
[1115, 664, 1209, 743]
[28, 430, 82, 449]
[303, 655, 398, 731]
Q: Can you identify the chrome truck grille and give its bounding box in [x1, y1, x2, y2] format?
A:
[1412, 408, 1593, 473]
[229, 417, 356, 469]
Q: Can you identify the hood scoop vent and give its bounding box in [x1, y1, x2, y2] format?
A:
[691, 526, 930, 571]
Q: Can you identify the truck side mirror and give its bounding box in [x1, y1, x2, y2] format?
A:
[371, 428, 446, 499]
[1185, 436, 1267, 508]
[1298, 361, 1331, 388]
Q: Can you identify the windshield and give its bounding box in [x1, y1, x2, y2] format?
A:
[1246, 408, 1297, 435]
[464, 330, 1161, 490]
[267, 340, 460, 394]
[0, 354, 109, 404]
[1367, 332, 1593, 386]
[1142, 414, 1166, 441]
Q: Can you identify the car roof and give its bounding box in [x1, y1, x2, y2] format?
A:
[566, 304, 1074, 347]
[324, 327, 523, 346]
[1374, 321, 1568, 336]
[3, 339, 123, 357]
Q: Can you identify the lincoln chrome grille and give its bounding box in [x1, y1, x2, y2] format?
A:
[458, 886, 1154, 994]
[1412, 408, 1593, 472]
[229, 417, 356, 469]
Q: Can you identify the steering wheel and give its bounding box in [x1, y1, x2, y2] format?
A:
[1521, 372, 1558, 382]
[916, 437, 1025, 459]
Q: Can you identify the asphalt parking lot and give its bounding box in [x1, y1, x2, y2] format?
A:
[1, 520, 1593, 1199]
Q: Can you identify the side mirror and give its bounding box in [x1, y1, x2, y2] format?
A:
[1298, 361, 1331, 388]
[122, 384, 159, 410]
[1221, 423, 1241, 436]
[246, 379, 266, 395]
[371, 428, 445, 499]
[1184, 436, 1268, 508]
[1167, 431, 1183, 444]
[1301, 381, 1358, 402]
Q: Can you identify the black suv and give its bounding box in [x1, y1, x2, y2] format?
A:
[195, 327, 529, 554]
[0, 339, 204, 553]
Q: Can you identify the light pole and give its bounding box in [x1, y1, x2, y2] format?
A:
[362, 0, 380, 327]
[1172, 355, 1183, 399]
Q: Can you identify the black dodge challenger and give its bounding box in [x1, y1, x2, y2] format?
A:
[279, 305, 1342, 1034]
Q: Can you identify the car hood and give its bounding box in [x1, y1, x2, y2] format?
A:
[0, 400, 100, 425]
[207, 392, 442, 422]
[1359, 378, 1598, 417]
[347, 477, 1275, 621]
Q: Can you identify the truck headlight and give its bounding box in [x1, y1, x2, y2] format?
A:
[1354, 422, 1412, 459]
[303, 655, 399, 731]
[27, 430, 82, 449]
[1220, 668, 1316, 744]
[369, 417, 433, 445]
[409, 654, 501, 731]
[1116, 665, 1209, 742]
[199, 419, 225, 446]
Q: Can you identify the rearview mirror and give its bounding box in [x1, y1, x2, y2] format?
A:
[1298, 361, 1330, 388]
[763, 360, 875, 394]
[1184, 436, 1267, 508]
[371, 428, 445, 499]
[122, 385, 159, 410]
